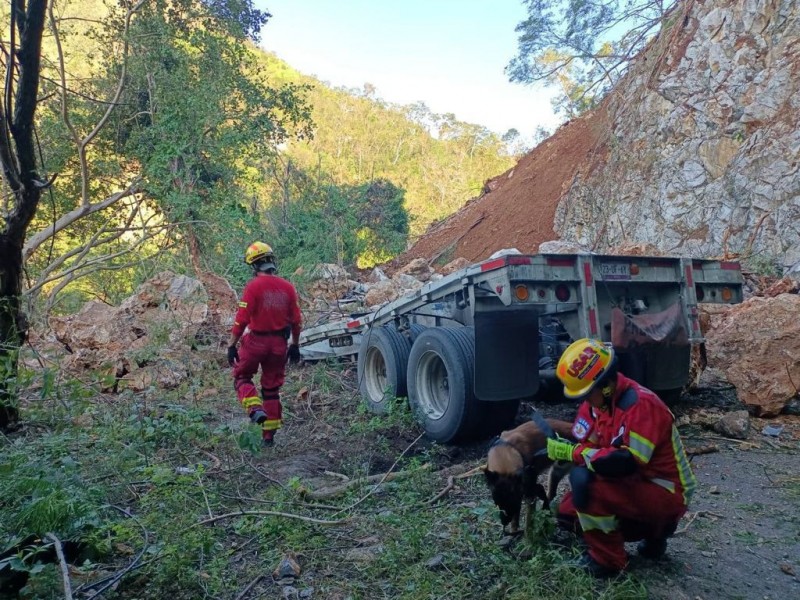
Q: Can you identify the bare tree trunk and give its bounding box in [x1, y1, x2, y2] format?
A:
[0, 0, 47, 430]
[0, 235, 26, 428]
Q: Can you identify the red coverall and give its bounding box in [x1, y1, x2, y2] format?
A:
[558, 373, 697, 571]
[231, 273, 302, 441]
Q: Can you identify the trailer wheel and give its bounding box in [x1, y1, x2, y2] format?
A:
[357, 326, 413, 414]
[407, 327, 480, 443]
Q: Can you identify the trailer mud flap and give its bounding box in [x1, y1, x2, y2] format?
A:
[474, 310, 539, 401]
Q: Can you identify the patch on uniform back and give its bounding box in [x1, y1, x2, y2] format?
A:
[573, 417, 590, 440]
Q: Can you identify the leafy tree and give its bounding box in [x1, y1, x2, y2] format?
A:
[0, 0, 312, 428]
[507, 0, 677, 116]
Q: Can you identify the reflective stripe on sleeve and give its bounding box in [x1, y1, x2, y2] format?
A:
[581, 447, 599, 472]
[577, 511, 618, 533]
[628, 430, 656, 463]
[671, 425, 697, 504]
[238, 301, 247, 308]
[650, 477, 676, 494]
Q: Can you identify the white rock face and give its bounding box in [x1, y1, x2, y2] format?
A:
[554, 0, 800, 273]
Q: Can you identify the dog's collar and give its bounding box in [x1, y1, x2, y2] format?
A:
[489, 437, 529, 467]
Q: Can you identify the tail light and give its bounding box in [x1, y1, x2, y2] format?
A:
[555, 284, 571, 302]
[695, 285, 705, 302]
[514, 284, 529, 301]
[721, 287, 733, 301]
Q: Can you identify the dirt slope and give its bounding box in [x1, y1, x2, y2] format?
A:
[392, 108, 608, 267]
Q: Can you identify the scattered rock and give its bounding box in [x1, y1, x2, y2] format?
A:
[488, 248, 522, 259]
[396, 258, 434, 282]
[363, 280, 399, 307]
[438, 257, 471, 275]
[763, 276, 799, 297]
[709, 485, 720, 495]
[368, 267, 389, 283]
[274, 552, 301, 580]
[537, 240, 590, 254]
[391, 273, 424, 291]
[425, 554, 445, 569]
[345, 544, 384, 563]
[299, 588, 314, 599]
[713, 410, 750, 440]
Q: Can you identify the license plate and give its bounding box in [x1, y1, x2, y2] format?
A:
[599, 262, 631, 280]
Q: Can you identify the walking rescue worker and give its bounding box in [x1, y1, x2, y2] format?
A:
[546, 338, 696, 577]
[227, 241, 302, 447]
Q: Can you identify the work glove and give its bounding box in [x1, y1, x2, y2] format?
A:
[227, 345, 239, 367]
[287, 343, 301, 365]
[547, 437, 577, 463]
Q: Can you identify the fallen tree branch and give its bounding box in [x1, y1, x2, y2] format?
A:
[44, 533, 73, 600]
[234, 573, 264, 600]
[423, 463, 486, 505]
[305, 463, 431, 502]
[195, 510, 348, 527]
[675, 510, 725, 535]
[685, 443, 719, 456]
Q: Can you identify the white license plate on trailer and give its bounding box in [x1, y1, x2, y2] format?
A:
[599, 262, 631, 280]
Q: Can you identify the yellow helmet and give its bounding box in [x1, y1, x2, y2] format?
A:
[244, 241, 275, 265]
[556, 338, 616, 399]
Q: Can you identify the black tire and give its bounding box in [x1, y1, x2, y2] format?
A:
[357, 325, 413, 414]
[407, 326, 480, 443]
[408, 323, 427, 343]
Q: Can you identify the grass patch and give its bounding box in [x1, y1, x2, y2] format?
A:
[2, 357, 648, 599]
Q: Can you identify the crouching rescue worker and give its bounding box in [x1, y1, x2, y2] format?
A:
[546, 338, 696, 577]
[227, 242, 302, 447]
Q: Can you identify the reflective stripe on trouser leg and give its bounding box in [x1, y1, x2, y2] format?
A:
[579, 517, 628, 571]
[240, 396, 262, 412]
[261, 387, 282, 433]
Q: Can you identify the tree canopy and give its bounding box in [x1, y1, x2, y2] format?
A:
[507, 0, 678, 117]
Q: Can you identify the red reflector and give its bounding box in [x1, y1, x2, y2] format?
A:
[555, 284, 570, 302]
[545, 257, 576, 267]
[684, 265, 694, 287]
[720, 261, 741, 270]
[583, 263, 593, 286]
[507, 255, 532, 266]
[589, 308, 598, 335]
[347, 320, 361, 328]
[480, 258, 506, 272]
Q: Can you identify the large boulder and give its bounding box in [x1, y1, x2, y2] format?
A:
[396, 258, 434, 282]
[438, 257, 471, 275]
[306, 263, 354, 301]
[49, 271, 212, 391]
[705, 294, 800, 416]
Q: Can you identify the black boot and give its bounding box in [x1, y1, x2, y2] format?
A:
[637, 538, 668, 560]
[249, 409, 267, 425]
[570, 552, 621, 578]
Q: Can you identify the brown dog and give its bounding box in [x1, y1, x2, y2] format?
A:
[484, 417, 575, 534]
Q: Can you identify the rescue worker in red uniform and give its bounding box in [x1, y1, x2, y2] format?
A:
[546, 338, 697, 577]
[227, 242, 302, 447]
